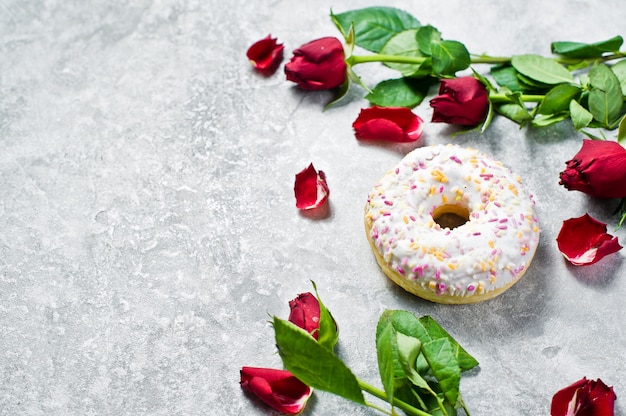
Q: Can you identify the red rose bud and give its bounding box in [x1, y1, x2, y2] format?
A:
[246, 35, 284, 74]
[556, 214, 622, 266]
[240, 366, 312, 414]
[288, 292, 321, 339]
[352, 106, 424, 143]
[551, 377, 616, 416]
[294, 163, 329, 210]
[429, 76, 489, 126]
[559, 139, 626, 199]
[285, 37, 347, 90]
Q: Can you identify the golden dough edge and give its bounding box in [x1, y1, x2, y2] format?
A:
[364, 215, 534, 305]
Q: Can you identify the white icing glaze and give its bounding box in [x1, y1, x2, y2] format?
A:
[365, 144, 540, 299]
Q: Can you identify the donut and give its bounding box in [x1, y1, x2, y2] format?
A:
[364, 144, 540, 304]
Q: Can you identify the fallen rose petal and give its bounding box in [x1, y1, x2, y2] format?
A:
[551, 376, 616, 416]
[556, 214, 622, 265]
[352, 106, 424, 143]
[240, 366, 312, 414]
[288, 292, 321, 339]
[294, 163, 329, 210]
[559, 139, 626, 199]
[246, 35, 284, 73]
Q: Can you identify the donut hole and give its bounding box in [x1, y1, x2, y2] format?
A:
[432, 204, 470, 229]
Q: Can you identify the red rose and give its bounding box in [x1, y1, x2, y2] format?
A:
[556, 214, 622, 266]
[246, 35, 284, 74]
[294, 163, 329, 210]
[559, 139, 626, 199]
[352, 106, 424, 143]
[429, 76, 489, 126]
[551, 377, 616, 416]
[288, 292, 321, 339]
[284, 37, 347, 90]
[240, 366, 312, 414]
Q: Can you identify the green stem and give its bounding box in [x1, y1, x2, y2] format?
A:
[489, 93, 545, 103]
[358, 379, 434, 416]
[347, 51, 626, 68]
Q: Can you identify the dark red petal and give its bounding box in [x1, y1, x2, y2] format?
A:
[294, 163, 329, 209]
[551, 377, 589, 416]
[556, 214, 623, 265]
[352, 107, 423, 142]
[580, 379, 617, 416]
[240, 367, 312, 414]
[246, 35, 284, 72]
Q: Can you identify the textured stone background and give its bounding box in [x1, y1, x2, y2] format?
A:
[1, 0, 625, 415]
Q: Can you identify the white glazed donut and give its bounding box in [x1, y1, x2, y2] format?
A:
[364, 144, 540, 304]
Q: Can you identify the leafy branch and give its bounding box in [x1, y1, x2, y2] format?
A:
[330, 6, 626, 133]
[273, 295, 478, 416]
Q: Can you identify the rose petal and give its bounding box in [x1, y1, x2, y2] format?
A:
[551, 377, 616, 416]
[294, 163, 329, 210]
[246, 35, 284, 73]
[556, 214, 622, 265]
[352, 106, 424, 143]
[241, 367, 312, 414]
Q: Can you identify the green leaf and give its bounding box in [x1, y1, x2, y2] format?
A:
[332, 7, 421, 53]
[537, 84, 581, 115]
[511, 54, 574, 85]
[495, 103, 532, 125]
[376, 313, 405, 403]
[491, 65, 527, 92]
[273, 317, 365, 404]
[551, 35, 623, 58]
[416, 25, 442, 55]
[419, 316, 478, 372]
[310, 281, 339, 350]
[610, 59, 626, 96]
[569, 100, 594, 130]
[588, 63, 624, 128]
[531, 112, 570, 127]
[618, 115, 626, 145]
[430, 40, 471, 76]
[365, 77, 434, 108]
[379, 29, 429, 77]
[422, 338, 461, 405]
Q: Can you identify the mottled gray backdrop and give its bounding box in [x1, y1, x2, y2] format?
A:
[1, 0, 625, 415]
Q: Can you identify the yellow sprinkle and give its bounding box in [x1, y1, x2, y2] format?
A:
[403, 215, 409, 224]
[442, 195, 448, 203]
[490, 276, 497, 284]
[429, 185, 436, 196]
[448, 263, 457, 270]
[488, 240, 495, 248]
[508, 183, 518, 195]
[429, 281, 437, 290]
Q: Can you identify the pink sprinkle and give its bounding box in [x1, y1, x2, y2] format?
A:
[384, 200, 394, 206]
[491, 249, 498, 256]
[499, 218, 508, 223]
[397, 267, 405, 275]
[435, 269, 441, 280]
[489, 218, 498, 222]
[395, 168, 400, 174]
[438, 186, 444, 193]
[450, 155, 462, 164]
[494, 201, 502, 207]
[409, 215, 416, 221]
[467, 285, 475, 292]
[473, 232, 481, 236]
[480, 173, 493, 179]
[382, 212, 391, 216]
[410, 184, 417, 190]
[381, 226, 390, 234]
[498, 225, 508, 230]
